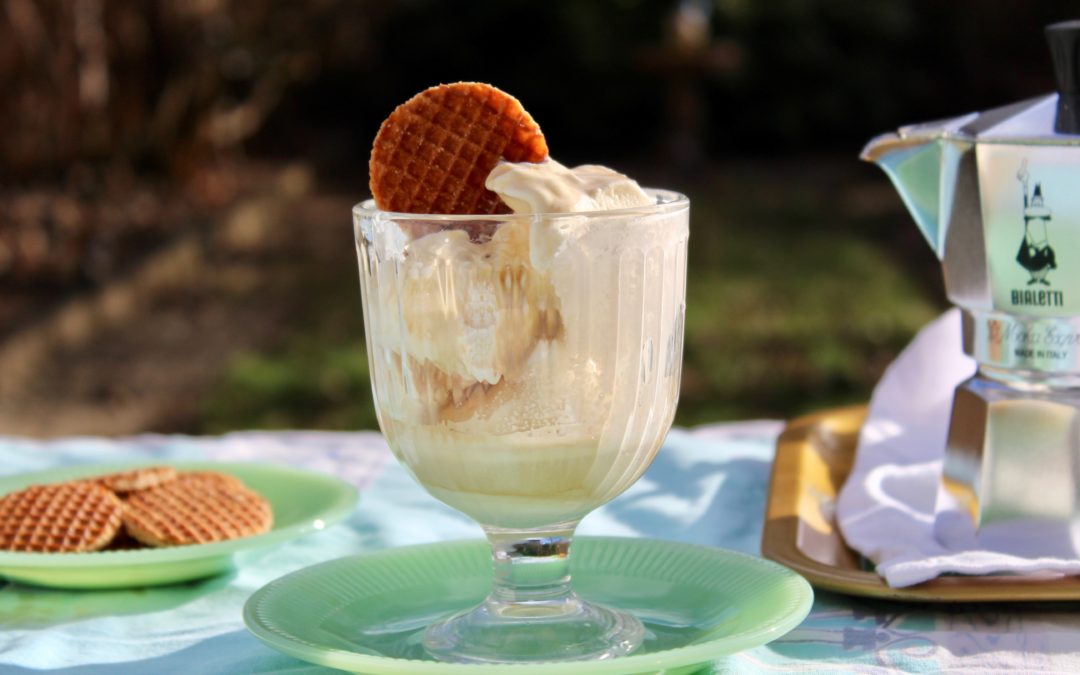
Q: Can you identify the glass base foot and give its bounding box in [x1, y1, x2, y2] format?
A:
[423, 592, 644, 664]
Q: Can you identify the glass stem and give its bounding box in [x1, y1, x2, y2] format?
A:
[484, 521, 580, 608]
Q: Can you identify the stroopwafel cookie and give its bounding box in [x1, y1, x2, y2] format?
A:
[95, 466, 177, 494]
[122, 477, 272, 547]
[369, 82, 548, 215]
[0, 482, 123, 552]
[172, 471, 247, 490]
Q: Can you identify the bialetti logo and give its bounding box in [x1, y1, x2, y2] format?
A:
[1011, 288, 1065, 307]
[1011, 160, 1064, 307]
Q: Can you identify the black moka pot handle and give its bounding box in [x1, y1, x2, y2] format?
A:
[1047, 20, 1080, 134]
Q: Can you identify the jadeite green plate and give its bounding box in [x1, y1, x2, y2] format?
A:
[0, 461, 358, 589]
[244, 537, 813, 675]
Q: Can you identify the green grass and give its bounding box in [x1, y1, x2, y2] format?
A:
[679, 227, 936, 423]
[201, 337, 380, 432]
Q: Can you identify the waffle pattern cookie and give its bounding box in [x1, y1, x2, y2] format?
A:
[96, 466, 177, 494]
[369, 82, 548, 215]
[0, 482, 123, 552]
[173, 471, 246, 490]
[122, 478, 273, 547]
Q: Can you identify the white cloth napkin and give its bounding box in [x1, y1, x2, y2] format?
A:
[836, 309, 1080, 587]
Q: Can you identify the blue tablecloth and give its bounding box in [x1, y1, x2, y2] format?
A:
[1, 423, 1077, 673]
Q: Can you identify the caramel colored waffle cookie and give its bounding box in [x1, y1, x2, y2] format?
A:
[173, 471, 247, 490]
[96, 466, 177, 494]
[122, 477, 272, 547]
[370, 82, 548, 214]
[0, 482, 123, 552]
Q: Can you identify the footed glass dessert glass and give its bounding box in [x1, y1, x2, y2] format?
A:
[353, 190, 689, 664]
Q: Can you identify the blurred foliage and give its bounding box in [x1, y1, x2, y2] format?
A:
[202, 339, 378, 432]
[677, 179, 940, 423]
[4, 0, 1076, 177]
[5, 0, 1075, 293]
[1, 0, 1071, 431]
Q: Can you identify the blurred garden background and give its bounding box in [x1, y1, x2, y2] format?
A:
[1, 0, 1075, 436]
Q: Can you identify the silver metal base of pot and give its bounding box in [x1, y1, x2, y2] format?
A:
[942, 374, 1080, 527]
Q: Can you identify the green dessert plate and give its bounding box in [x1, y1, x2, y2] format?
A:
[0, 461, 358, 589]
[244, 537, 812, 674]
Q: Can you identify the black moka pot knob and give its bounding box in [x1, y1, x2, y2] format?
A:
[1047, 20, 1080, 134]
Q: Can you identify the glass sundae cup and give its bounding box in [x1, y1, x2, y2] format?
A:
[353, 188, 689, 663]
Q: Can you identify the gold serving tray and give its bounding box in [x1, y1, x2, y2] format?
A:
[762, 405, 1080, 602]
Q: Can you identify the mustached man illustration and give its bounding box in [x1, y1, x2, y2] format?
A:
[1016, 161, 1055, 286]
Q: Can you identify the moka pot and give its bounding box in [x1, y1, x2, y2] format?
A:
[862, 21, 1080, 529]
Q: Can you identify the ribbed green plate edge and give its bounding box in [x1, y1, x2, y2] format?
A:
[244, 537, 813, 674]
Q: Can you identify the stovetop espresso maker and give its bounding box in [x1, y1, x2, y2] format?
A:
[862, 21, 1080, 529]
